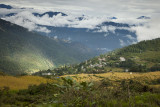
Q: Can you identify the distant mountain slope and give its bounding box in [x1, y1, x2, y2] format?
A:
[137, 16, 151, 19]
[0, 5, 138, 53]
[33, 11, 67, 17]
[0, 19, 96, 75]
[0, 4, 13, 9]
[39, 23, 137, 53]
[34, 38, 160, 76]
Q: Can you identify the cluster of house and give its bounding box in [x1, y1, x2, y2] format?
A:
[81, 56, 127, 70]
[88, 57, 107, 68]
[41, 56, 134, 76]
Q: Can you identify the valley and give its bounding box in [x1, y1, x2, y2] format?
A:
[0, 2, 160, 107]
[0, 19, 96, 75]
[0, 36, 159, 106]
[34, 38, 160, 76]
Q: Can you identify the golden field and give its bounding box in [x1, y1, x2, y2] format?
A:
[0, 71, 160, 90]
[61, 71, 160, 82]
[0, 75, 53, 90]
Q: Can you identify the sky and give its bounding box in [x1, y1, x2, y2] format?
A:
[0, 0, 160, 42]
[1, 0, 160, 17]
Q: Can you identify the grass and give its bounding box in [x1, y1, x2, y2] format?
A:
[0, 75, 53, 90]
[0, 71, 160, 106]
[1, 71, 158, 90]
[124, 51, 160, 68]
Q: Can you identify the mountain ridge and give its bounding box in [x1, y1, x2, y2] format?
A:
[0, 18, 96, 75]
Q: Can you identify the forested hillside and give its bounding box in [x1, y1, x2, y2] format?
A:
[34, 38, 160, 76]
[0, 19, 96, 75]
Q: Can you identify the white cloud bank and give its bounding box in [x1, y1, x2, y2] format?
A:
[131, 18, 160, 41]
[4, 11, 51, 33]
[3, 10, 110, 31]
[1, 0, 160, 18]
[1, 0, 160, 42]
[3, 10, 160, 42]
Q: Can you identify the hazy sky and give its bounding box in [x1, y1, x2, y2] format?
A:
[0, 0, 160, 17]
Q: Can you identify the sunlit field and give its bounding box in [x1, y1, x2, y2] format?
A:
[0, 75, 53, 90]
[1, 71, 159, 91]
[0, 72, 160, 106]
[61, 71, 160, 82]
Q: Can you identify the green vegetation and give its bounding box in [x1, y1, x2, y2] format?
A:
[34, 38, 160, 76]
[0, 19, 96, 75]
[0, 75, 160, 106]
[0, 18, 160, 106]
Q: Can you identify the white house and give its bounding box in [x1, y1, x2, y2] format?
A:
[120, 57, 126, 62]
[42, 73, 52, 76]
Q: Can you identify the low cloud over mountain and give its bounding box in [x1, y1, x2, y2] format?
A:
[0, 3, 160, 52]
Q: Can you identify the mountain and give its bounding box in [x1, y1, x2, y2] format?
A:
[109, 17, 117, 19]
[0, 6, 138, 53]
[33, 11, 67, 17]
[33, 38, 160, 76]
[39, 21, 137, 53]
[137, 16, 151, 19]
[0, 19, 96, 75]
[6, 13, 17, 17]
[0, 4, 13, 9]
[1, 11, 67, 18]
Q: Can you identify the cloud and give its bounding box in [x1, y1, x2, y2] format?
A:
[113, 18, 148, 25]
[4, 10, 160, 42]
[96, 25, 116, 33]
[1, 1, 160, 42]
[0, 6, 42, 16]
[113, 17, 160, 42]
[36, 26, 51, 33]
[3, 11, 51, 33]
[3, 10, 110, 31]
[69, 16, 108, 29]
[130, 17, 160, 41]
[119, 39, 126, 46]
[1, 0, 160, 18]
[125, 35, 137, 44]
[125, 35, 135, 40]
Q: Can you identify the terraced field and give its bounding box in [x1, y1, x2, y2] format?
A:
[61, 71, 160, 81]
